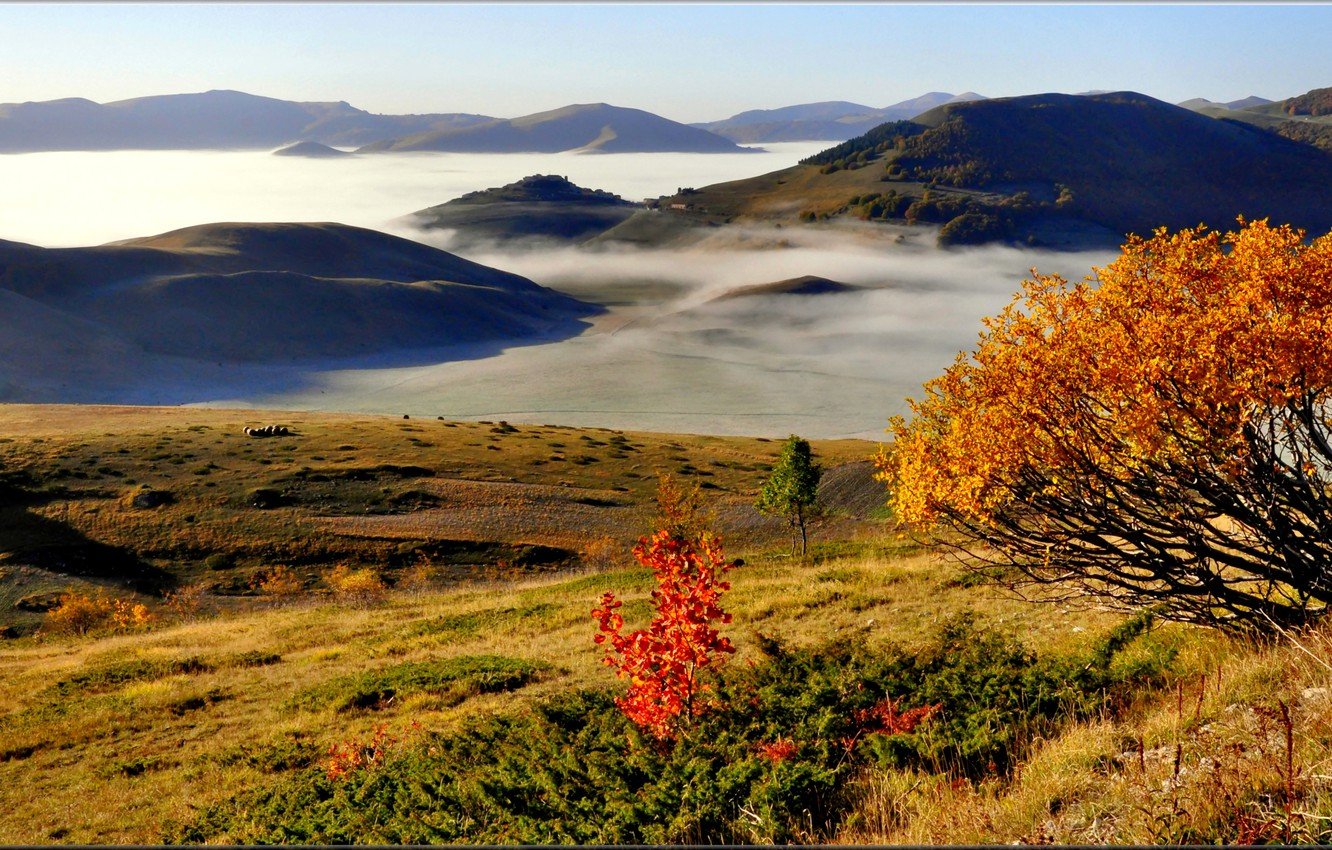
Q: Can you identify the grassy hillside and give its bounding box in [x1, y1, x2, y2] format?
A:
[410, 175, 640, 246]
[650, 91, 1332, 250]
[0, 404, 876, 635]
[2, 404, 1332, 843]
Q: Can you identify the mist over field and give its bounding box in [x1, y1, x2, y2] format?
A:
[0, 146, 1114, 438]
[219, 225, 1114, 439]
[0, 144, 826, 248]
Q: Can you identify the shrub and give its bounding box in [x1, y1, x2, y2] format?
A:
[594, 529, 737, 740]
[163, 582, 210, 621]
[176, 616, 1167, 844]
[41, 590, 155, 636]
[252, 565, 304, 599]
[326, 564, 387, 606]
[882, 221, 1332, 631]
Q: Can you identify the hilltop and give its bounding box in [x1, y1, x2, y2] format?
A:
[272, 141, 352, 158]
[0, 89, 494, 152]
[409, 174, 641, 246]
[0, 222, 597, 398]
[643, 91, 1332, 249]
[359, 103, 751, 154]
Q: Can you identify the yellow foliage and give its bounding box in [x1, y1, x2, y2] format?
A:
[879, 220, 1332, 628]
[326, 564, 387, 605]
[252, 565, 304, 599]
[42, 590, 155, 636]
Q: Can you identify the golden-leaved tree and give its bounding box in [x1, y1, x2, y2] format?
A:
[879, 219, 1332, 631]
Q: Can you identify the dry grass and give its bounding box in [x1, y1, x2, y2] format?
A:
[0, 535, 1128, 844]
[0, 403, 879, 633]
[837, 620, 1332, 844]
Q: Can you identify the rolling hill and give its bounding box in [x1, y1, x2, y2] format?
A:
[409, 174, 640, 247]
[694, 92, 986, 143]
[647, 91, 1332, 248]
[1186, 86, 1332, 154]
[0, 90, 494, 152]
[0, 222, 598, 374]
[358, 103, 751, 154]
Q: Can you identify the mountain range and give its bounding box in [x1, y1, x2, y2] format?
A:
[0, 90, 494, 152]
[691, 92, 987, 142]
[357, 103, 750, 154]
[0, 91, 750, 154]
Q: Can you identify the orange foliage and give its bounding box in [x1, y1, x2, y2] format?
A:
[592, 530, 737, 741]
[252, 565, 304, 599]
[880, 220, 1332, 628]
[42, 590, 155, 636]
[326, 564, 387, 605]
[325, 721, 422, 781]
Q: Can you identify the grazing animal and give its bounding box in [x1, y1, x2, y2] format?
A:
[244, 424, 292, 438]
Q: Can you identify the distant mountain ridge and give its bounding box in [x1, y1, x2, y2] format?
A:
[693, 92, 986, 142]
[359, 103, 751, 154]
[1180, 86, 1332, 153]
[0, 89, 494, 152]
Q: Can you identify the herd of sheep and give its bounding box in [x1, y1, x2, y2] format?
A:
[242, 424, 291, 437]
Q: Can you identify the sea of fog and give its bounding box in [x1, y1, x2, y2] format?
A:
[0, 146, 1116, 439]
[0, 143, 829, 248]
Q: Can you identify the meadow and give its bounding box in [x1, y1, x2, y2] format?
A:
[2, 403, 1332, 843]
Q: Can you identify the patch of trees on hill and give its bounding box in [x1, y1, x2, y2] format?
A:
[798, 120, 922, 169]
[1283, 86, 1332, 117]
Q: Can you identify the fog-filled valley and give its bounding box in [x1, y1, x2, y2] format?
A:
[0, 145, 1113, 438]
[0, 145, 826, 248]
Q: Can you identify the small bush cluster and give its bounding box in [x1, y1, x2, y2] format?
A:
[326, 564, 387, 606]
[251, 565, 304, 599]
[41, 590, 155, 636]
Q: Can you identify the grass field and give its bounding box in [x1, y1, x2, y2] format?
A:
[4, 403, 1332, 843]
[0, 404, 876, 634]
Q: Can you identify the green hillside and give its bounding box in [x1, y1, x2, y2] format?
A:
[652, 91, 1332, 248]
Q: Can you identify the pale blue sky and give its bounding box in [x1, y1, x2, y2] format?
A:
[2, 3, 1329, 122]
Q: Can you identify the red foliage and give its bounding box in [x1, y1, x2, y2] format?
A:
[325, 720, 422, 781]
[756, 738, 800, 763]
[592, 529, 737, 741]
[841, 696, 943, 753]
[854, 696, 942, 736]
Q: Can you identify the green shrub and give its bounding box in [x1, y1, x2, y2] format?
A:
[176, 616, 1174, 843]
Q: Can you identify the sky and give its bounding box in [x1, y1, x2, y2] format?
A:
[1, 3, 1330, 123]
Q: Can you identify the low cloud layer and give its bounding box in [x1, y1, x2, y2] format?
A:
[239, 223, 1115, 440]
[0, 147, 1116, 439]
